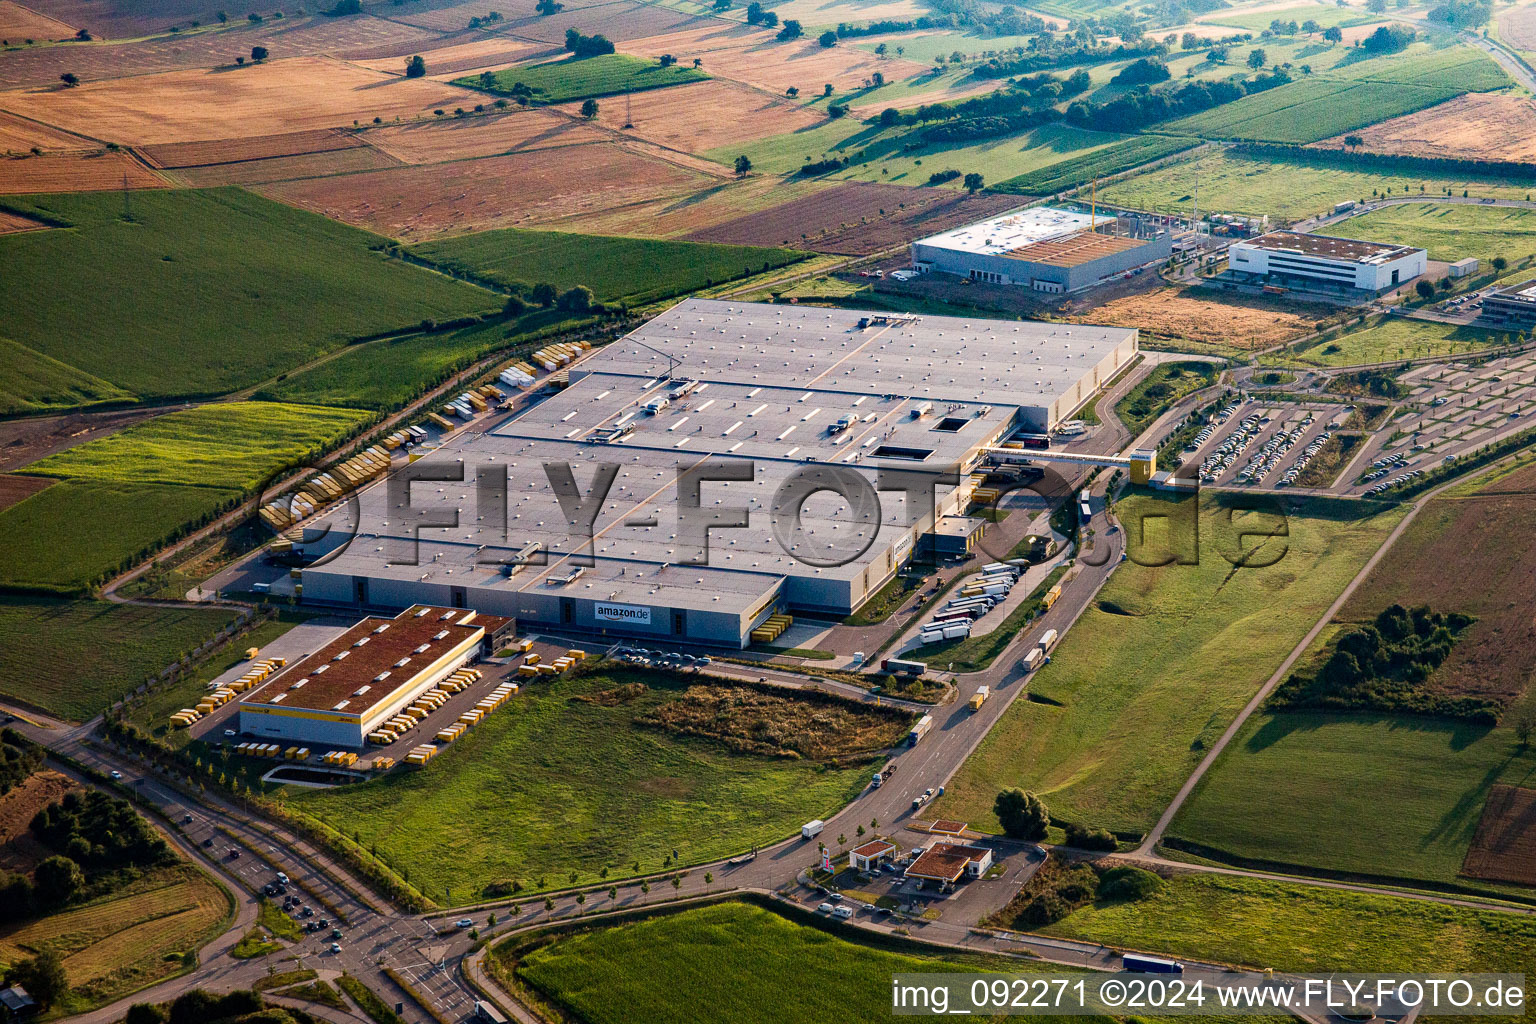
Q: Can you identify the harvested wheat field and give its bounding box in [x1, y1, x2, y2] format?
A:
[502, 2, 705, 44]
[625, 23, 927, 93]
[0, 108, 88, 152]
[768, 0, 927, 23]
[0, 0, 73, 39]
[1463, 785, 1536, 886]
[354, 35, 554, 77]
[362, 108, 607, 163]
[686, 180, 1021, 253]
[0, 149, 165, 192]
[1066, 286, 1331, 350]
[1500, 1, 1536, 51]
[554, 79, 822, 152]
[256, 141, 710, 238]
[1312, 93, 1536, 163]
[0, 56, 482, 144]
[539, 173, 834, 237]
[169, 145, 402, 186]
[137, 127, 370, 168]
[0, 206, 46, 233]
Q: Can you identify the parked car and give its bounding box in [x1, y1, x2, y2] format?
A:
[456, 919, 475, 928]
[329, 943, 341, 954]
[109, 770, 123, 780]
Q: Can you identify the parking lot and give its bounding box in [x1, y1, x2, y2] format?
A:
[1180, 399, 1350, 490]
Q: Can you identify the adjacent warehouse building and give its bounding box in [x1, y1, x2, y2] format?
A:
[1481, 283, 1536, 326]
[909, 207, 1172, 293]
[237, 605, 510, 746]
[1228, 231, 1426, 295]
[297, 299, 1138, 647]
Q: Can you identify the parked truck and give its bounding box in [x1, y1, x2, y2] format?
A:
[801, 819, 825, 840]
[908, 714, 933, 746]
[1021, 648, 1043, 673]
[968, 686, 990, 711]
[1038, 628, 1059, 654]
[881, 657, 927, 677]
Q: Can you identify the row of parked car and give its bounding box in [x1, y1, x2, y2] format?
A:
[611, 647, 713, 670]
[1274, 428, 1331, 488]
[1198, 411, 1267, 483]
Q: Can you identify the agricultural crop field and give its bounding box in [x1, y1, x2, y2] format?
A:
[0, 596, 239, 720]
[0, 337, 133, 417]
[992, 135, 1200, 196]
[0, 479, 243, 593]
[462, 53, 707, 104]
[1208, 3, 1383, 31]
[1043, 871, 1536, 978]
[0, 189, 494, 407]
[510, 900, 1101, 1024]
[256, 312, 569, 410]
[1169, 459, 1536, 892]
[685, 181, 1023, 254]
[708, 119, 1129, 189]
[408, 229, 806, 304]
[254, 143, 713, 240]
[359, 110, 609, 164]
[1098, 149, 1535, 221]
[1310, 93, 1536, 163]
[931, 490, 1406, 835]
[288, 670, 886, 897]
[0, 151, 168, 194]
[0, 862, 230, 1012]
[1347, 202, 1536, 269]
[554, 79, 822, 154]
[28, 402, 369, 490]
[1170, 78, 1460, 145]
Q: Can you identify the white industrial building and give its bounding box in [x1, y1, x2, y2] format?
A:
[237, 605, 509, 746]
[910, 206, 1172, 293]
[1228, 231, 1426, 294]
[296, 299, 1137, 648]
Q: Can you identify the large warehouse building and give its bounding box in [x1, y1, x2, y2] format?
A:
[237, 605, 510, 746]
[1228, 231, 1426, 295]
[297, 299, 1138, 648]
[909, 207, 1172, 293]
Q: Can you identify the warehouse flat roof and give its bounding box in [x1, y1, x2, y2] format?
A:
[912, 206, 1110, 255]
[1239, 231, 1421, 265]
[1002, 231, 1151, 267]
[241, 606, 504, 716]
[1490, 283, 1536, 302]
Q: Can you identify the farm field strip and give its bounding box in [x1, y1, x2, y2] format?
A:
[0, 151, 168, 193]
[137, 127, 370, 168]
[357, 108, 610, 163]
[164, 146, 403, 187]
[461, 52, 709, 103]
[1308, 92, 1536, 163]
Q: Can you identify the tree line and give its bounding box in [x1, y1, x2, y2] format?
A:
[1231, 141, 1536, 183]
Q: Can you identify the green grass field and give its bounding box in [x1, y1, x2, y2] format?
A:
[0, 596, 239, 719]
[1168, 711, 1536, 894]
[1276, 317, 1503, 368]
[1043, 871, 1536, 980]
[1098, 150, 1535, 221]
[0, 479, 243, 593]
[1115, 360, 1219, 438]
[0, 190, 494, 408]
[706, 118, 1128, 187]
[0, 337, 134, 417]
[289, 670, 880, 898]
[930, 491, 1407, 836]
[256, 311, 573, 410]
[407, 230, 806, 306]
[1208, 4, 1384, 31]
[512, 900, 1103, 1024]
[28, 402, 370, 490]
[460, 54, 707, 103]
[1347, 203, 1536, 268]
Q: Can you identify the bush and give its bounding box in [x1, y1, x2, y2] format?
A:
[994, 788, 1048, 839]
[1063, 822, 1117, 851]
[1097, 865, 1162, 902]
[33, 855, 83, 905]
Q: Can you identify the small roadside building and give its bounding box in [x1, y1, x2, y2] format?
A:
[849, 838, 898, 872]
[0, 986, 37, 1023]
[904, 841, 994, 890]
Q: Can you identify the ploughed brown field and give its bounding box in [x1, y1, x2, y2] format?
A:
[1066, 286, 1335, 350]
[255, 140, 710, 238]
[1311, 94, 1536, 164]
[0, 55, 482, 143]
[0, 14, 446, 88]
[360, 108, 607, 163]
[1338, 463, 1536, 706]
[1499, 1, 1536, 52]
[0, 149, 165, 192]
[686, 180, 1022, 253]
[1463, 784, 1536, 886]
[624, 22, 928, 93]
[0, 473, 53, 512]
[553, 78, 823, 153]
[0, 0, 74, 40]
